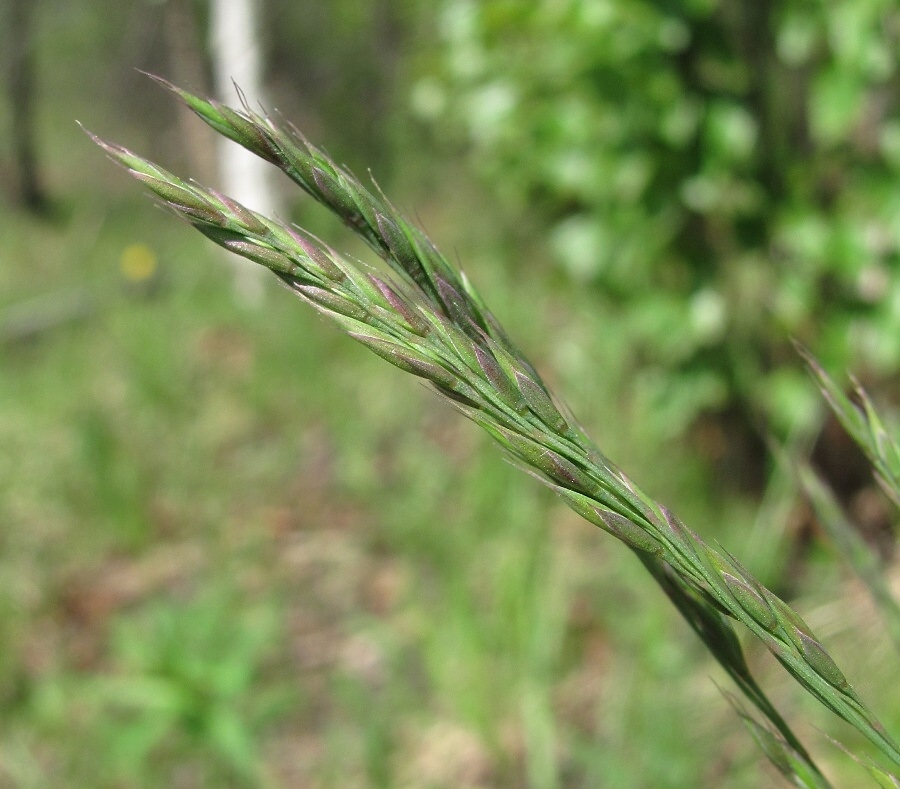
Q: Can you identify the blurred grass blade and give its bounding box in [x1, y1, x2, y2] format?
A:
[825, 735, 900, 788]
[798, 461, 900, 654]
[798, 344, 900, 509]
[724, 691, 834, 789]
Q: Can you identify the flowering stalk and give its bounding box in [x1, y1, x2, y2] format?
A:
[87, 80, 900, 784]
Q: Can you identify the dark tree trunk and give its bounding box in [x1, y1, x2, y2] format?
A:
[8, 0, 47, 212]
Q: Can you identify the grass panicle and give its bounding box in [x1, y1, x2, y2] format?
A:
[798, 344, 900, 509]
[88, 78, 900, 784]
[792, 347, 900, 657]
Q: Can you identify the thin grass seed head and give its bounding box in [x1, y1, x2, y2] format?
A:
[721, 573, 779, 632]
[87, 82, 900, 774]
[366, 275, 433, 337]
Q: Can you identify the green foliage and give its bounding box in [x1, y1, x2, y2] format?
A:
[3, 3, 899, 784]
[84, 591, 285, 785]
[2, 192, 773, 787]
[417, 0, 900, 435]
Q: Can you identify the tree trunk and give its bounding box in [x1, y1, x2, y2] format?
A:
[209, 0, 278, 305]
[163, 0, 218, 184]
[8, 0, 47, 212]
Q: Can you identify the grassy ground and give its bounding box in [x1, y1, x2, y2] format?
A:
[0, 181, 754, 786]
[2, 53, 898, 787]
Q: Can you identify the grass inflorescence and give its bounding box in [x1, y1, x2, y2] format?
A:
[87, 76, 900, 786]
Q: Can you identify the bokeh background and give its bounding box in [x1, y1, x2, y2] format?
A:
[1, 0, 899, 786]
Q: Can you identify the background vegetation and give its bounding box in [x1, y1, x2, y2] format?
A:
[0, 0, 897, 786]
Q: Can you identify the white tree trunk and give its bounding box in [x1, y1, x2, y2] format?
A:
[209, 0, 278, 305]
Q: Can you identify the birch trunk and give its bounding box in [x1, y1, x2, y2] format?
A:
[209, 0, 277, 305]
